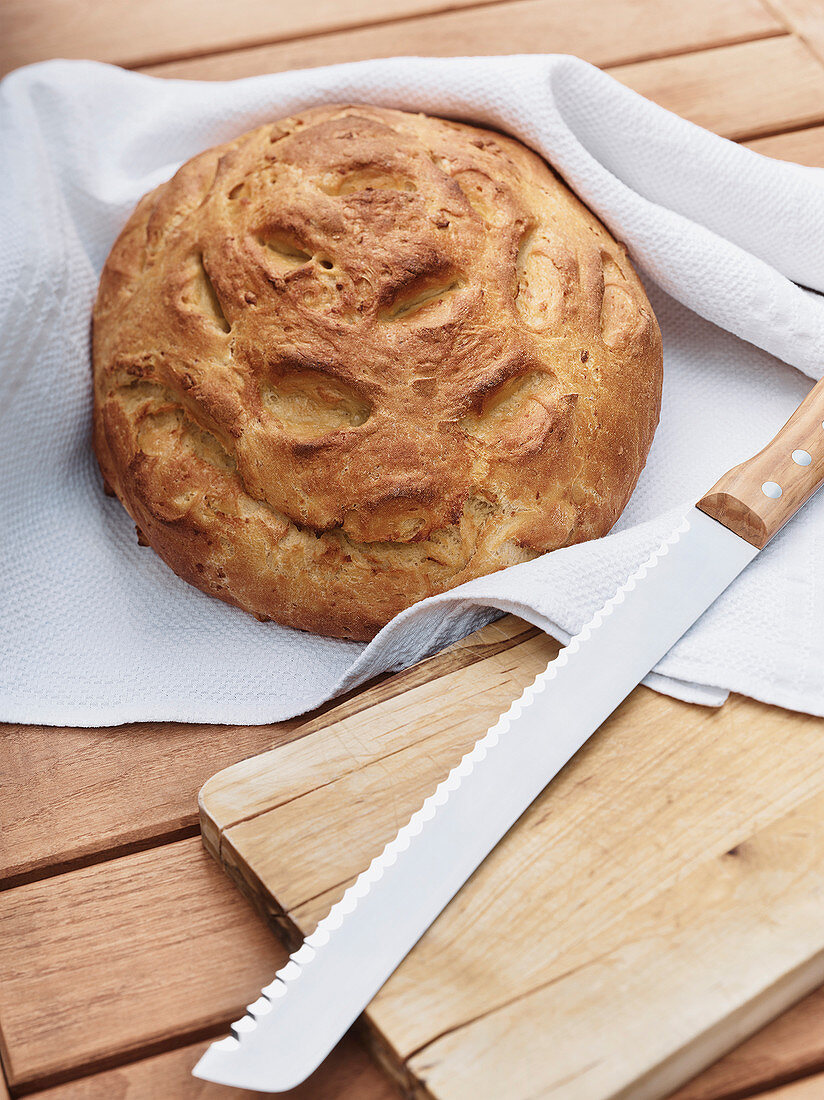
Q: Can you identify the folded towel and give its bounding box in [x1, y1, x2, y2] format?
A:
[1, 54, 822, 726]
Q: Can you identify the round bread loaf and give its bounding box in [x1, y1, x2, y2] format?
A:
[93, 104, 662, 640]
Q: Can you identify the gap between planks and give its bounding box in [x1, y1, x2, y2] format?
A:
[0, 0, 525, 77]
[139, 34, 824, 146]
[10, 605, 824, 1095]
[0, 616, 536, 889]
[121, 3, 787, 76]
[763, 0, 824, 64]
[0, 837, 283, 1091]
[2, 5, 824, 1096]
[16, 1034, 401, 1100]
[139, 0, 788, 85]
[756, 1072, 824, 1100]
[6, 1021, 232, 1098]
[0, 833, 402, 1098]
[0, 0, 785, 76]
[0, 825, 202, 894]
[4, 106, 824, 1084]
[20, 1051, 824, 1100]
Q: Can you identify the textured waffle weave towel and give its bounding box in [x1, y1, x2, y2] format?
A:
[1, 55, 823, 726]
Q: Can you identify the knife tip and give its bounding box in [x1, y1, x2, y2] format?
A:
[192, 1037, 313, 1093]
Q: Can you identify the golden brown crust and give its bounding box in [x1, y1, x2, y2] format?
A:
[92, 105, 662, 641]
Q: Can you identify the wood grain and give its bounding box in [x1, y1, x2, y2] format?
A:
[745, 125, 824, 168]
[13, 678, 823, 1100]
[0, 0, 518, 77]
[608, 36, 824, 141]
[0, 720, 300, 885]
[24, 1034, 400, 1100]
[202, 629, 555, 829]
[698, 375, 824, 547]
[409, 792, 824, 1100]
[3, 2, 824, 1098]
[671, 985, 824, 1100]
[0, 619, 535, 1089]
[0, 617, 533, 886]
[756, 1073, 824, 1099]
[767, 0, 824, 65]
[0, 837, 283, 1090]
[204, 668, 824, 1100]
[142, 0, 783, 80]
[142, 34, 824, 146]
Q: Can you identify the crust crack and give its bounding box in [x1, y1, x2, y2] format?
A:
[194, 254, 231, 333]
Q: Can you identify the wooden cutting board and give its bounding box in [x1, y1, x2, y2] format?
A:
[200, 614, 824, 1100]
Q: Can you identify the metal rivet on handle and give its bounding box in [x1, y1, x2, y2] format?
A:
[761, 481, 783, 499]
[792, 449, 812, 466]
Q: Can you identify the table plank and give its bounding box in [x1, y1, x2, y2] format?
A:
[672, 986, 824, 1100]
[0, 0, 519, 77]
[757, 1074, 824, 1099]
[0, 618, 532, 886]
[6, 687, 824, 1099]
[143, 34, 824, 145]
[767, 0, 824, 64]
[0, 720, 298, 886]
[745, 126, 824, 168]
[608, 36, 824, 141]
[2, 4, 824, 1098]
[24, 1035, 400, 1100]
[0, 837, 282, 1090]
[142, 0, 784, 81]
[7, 633, 824, 1098]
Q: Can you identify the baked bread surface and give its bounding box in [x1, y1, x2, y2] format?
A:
[93, 104, 663, 640]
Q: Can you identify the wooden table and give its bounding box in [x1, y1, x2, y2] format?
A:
[2, 2, 824, 1098]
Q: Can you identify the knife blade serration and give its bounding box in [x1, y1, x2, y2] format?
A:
[194, 508, 758, 1093]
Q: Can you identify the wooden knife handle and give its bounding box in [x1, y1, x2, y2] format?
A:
[697, 374, 824, 548]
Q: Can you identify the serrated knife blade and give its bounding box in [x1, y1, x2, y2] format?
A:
[194, 365, 824, 1093]
[194, 509, 758, 1092]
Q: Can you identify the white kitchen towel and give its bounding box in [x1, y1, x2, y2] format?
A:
[1, 55, 823, 727]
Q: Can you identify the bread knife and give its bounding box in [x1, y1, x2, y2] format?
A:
[194, 373, 824, 1093]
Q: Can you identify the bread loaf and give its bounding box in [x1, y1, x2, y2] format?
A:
[92, 104, 662, 640]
